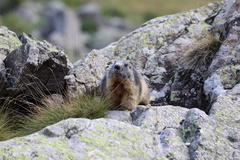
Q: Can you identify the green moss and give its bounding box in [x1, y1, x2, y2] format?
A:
[217, 65, 239, 89]
[169, 152, 175, 158]
[179, 115, 200, 143]
[158, 37, 166, 45]
[85, 146, 95, 151]
[77, 121, 150, 159]
[0, 27, 22, 54]
[170, 91, 180, 101]
[14, 155, 31, 160]
[142, 121, 152, 130]
[160, 155, 168, 160]
[97, 152, 107, 158]
[215, 127, 223, 134]
[174, 136, 183, 143]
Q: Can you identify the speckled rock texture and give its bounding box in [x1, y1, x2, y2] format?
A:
[65, 0, 235, 112]
[0, 0, 240, 159]
[0, 27, 22, 97]
[0, 105, 239, 159]
[0, 30, 72, 99]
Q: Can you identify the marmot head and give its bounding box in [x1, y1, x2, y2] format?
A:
[108, 60, 136, 81]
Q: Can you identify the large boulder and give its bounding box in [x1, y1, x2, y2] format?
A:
[0, 105, 239, 159]
[0, 26, 22, 56]
[204, 0, 240, 100]
[0, 26, 22, 97]
[209, 84, 240, 129]
[66, 0, 239, 112]
[4, 33, 73, 97]
[66, 0, 224, 110]
[0, 30, 72, 101]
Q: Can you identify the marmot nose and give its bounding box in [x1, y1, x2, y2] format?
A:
[114, 65, 120, 70]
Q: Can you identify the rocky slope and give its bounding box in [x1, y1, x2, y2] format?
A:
[0, 0, 240, 159]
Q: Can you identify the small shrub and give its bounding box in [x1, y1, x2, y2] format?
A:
[19, 94, 109, 137]
[0, 93, 110, 140]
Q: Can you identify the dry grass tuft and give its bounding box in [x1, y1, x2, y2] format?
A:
[180, 35, 221, 70]
[0, 93, 110, 141]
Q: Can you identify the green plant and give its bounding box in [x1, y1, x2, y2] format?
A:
[0, 108, 14, 141]
[18, 94, 109, 136]
[0, 93, 110, 140]
[1, 12, 35, 34]
[81, 19, 98, 33]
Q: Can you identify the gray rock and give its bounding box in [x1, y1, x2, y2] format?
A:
[0, 0, 240, 159]
[0, 26, 22, 56]
[132, 105, 188, 131]
[39, 1, 89, 60]
[1, 105, 239, 159]
[204, 73, 225, 101]
[0, 26, 22, 97]
[208, 0, 240, 90]
[67, 0, 238, 112]
[106, 110, 132, 123]
[66, 0, 224, 111]
[180, 108, 240, 159]
[3, 33, 72, 97]
[0, 117, 162, 159]
[209, 84, 240, 129]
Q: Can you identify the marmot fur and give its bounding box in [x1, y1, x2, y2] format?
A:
[101, 60, 150, 111]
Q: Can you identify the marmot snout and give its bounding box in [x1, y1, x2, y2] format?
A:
[101, 60, 150, 111]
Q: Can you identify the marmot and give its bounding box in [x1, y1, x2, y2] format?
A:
[100, 60, 150, 111]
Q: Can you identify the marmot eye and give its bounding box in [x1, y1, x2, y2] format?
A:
[124, 63, 128, 67]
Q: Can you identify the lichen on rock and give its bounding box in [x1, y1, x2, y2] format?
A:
[0, 0, 240, 159]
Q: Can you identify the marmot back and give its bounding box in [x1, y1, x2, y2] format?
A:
[101, 60, 150, 111]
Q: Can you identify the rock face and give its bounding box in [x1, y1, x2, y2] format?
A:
[0, 27, 22, 97]
[0, 0, 240, 159]
[67, 0, 220, 109]
[66, 0, 239, 112]
[0, 29, 72, 102]
[0, 105, 239, 159]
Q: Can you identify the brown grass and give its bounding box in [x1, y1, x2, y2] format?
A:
[180, 34, 221, 70]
